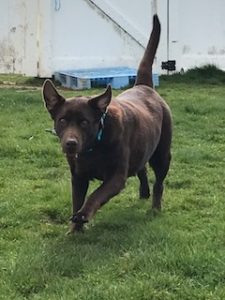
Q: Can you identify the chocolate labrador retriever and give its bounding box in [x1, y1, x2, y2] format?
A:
[42, 15, 172, 232]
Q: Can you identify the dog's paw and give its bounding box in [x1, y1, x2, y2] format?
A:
[66, 222, 84, 235]
[146, 207, 161, 219]
[139, 190, 150, 199]
[139, 186, 150, 199]
[71, 212, 88, 224]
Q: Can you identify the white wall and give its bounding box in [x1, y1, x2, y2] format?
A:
[50, 0, 151, 73]
[156, 0, 225, 73]
[0, 0, 38, 75]
[0, 0, 225, 77]
[176, 0, 225, 71]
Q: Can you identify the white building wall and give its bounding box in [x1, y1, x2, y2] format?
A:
[0, 0, 224, 77]
[176, 0, 225, 71]
[50, 0, 147, 72]
[0, 0, 38, 75]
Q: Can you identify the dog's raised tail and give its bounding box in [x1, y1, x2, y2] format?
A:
[135, 14, 161, 88]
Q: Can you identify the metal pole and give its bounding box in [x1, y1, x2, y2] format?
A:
[167, 0, 170, 75]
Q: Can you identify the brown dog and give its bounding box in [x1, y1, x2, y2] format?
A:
[42, 15, 172, 232]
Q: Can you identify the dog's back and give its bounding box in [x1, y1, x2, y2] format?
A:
[112, 15, 172, 178]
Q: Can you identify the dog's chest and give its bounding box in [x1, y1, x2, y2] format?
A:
[75, 149, 115, 180]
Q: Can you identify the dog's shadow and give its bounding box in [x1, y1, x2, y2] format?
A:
[43, 203, 164, 279]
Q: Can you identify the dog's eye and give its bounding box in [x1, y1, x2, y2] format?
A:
[59, 118, 67, 127]
[80, 120, 89, 128]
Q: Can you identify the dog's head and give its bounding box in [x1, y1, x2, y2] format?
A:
[42, 80, 112, 156]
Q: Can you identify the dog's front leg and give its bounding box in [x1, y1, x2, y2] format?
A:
[72, 148, 129, 225]
[73, 172, 127, 224]
[67, 156, 89, 232]
[70, 174, 89, 232]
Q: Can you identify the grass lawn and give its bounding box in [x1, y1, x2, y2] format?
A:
[0, 77, 225, 299]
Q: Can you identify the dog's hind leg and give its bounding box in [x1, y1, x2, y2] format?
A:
[137, 167, 150, 199]
[149, 108, 172, 210]
[149, 150, 171, 210]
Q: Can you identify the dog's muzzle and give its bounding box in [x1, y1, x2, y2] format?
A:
[65, 138, 78, 154]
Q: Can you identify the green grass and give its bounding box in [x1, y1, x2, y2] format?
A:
[1, 76, 225, 299]
[0, 73, 45, 86]
[161, 64, 225, 85]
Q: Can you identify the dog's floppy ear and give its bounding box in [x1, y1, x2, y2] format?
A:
[42, 79, 65, 119]
[88, 85, 112, 112]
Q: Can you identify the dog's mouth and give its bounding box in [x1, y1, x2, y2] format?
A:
[63, 136, 95, 157]
[66, 146, 77, 155]
[63, 138, 79, 156]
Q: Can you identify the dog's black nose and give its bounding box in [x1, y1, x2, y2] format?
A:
[66, 138, 78, 148]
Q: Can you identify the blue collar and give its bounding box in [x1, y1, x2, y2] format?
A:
[84, 109, 108, 153]
[96, 110, 108, 141]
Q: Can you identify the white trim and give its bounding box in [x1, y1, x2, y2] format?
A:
[86, 0, 147, 48]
